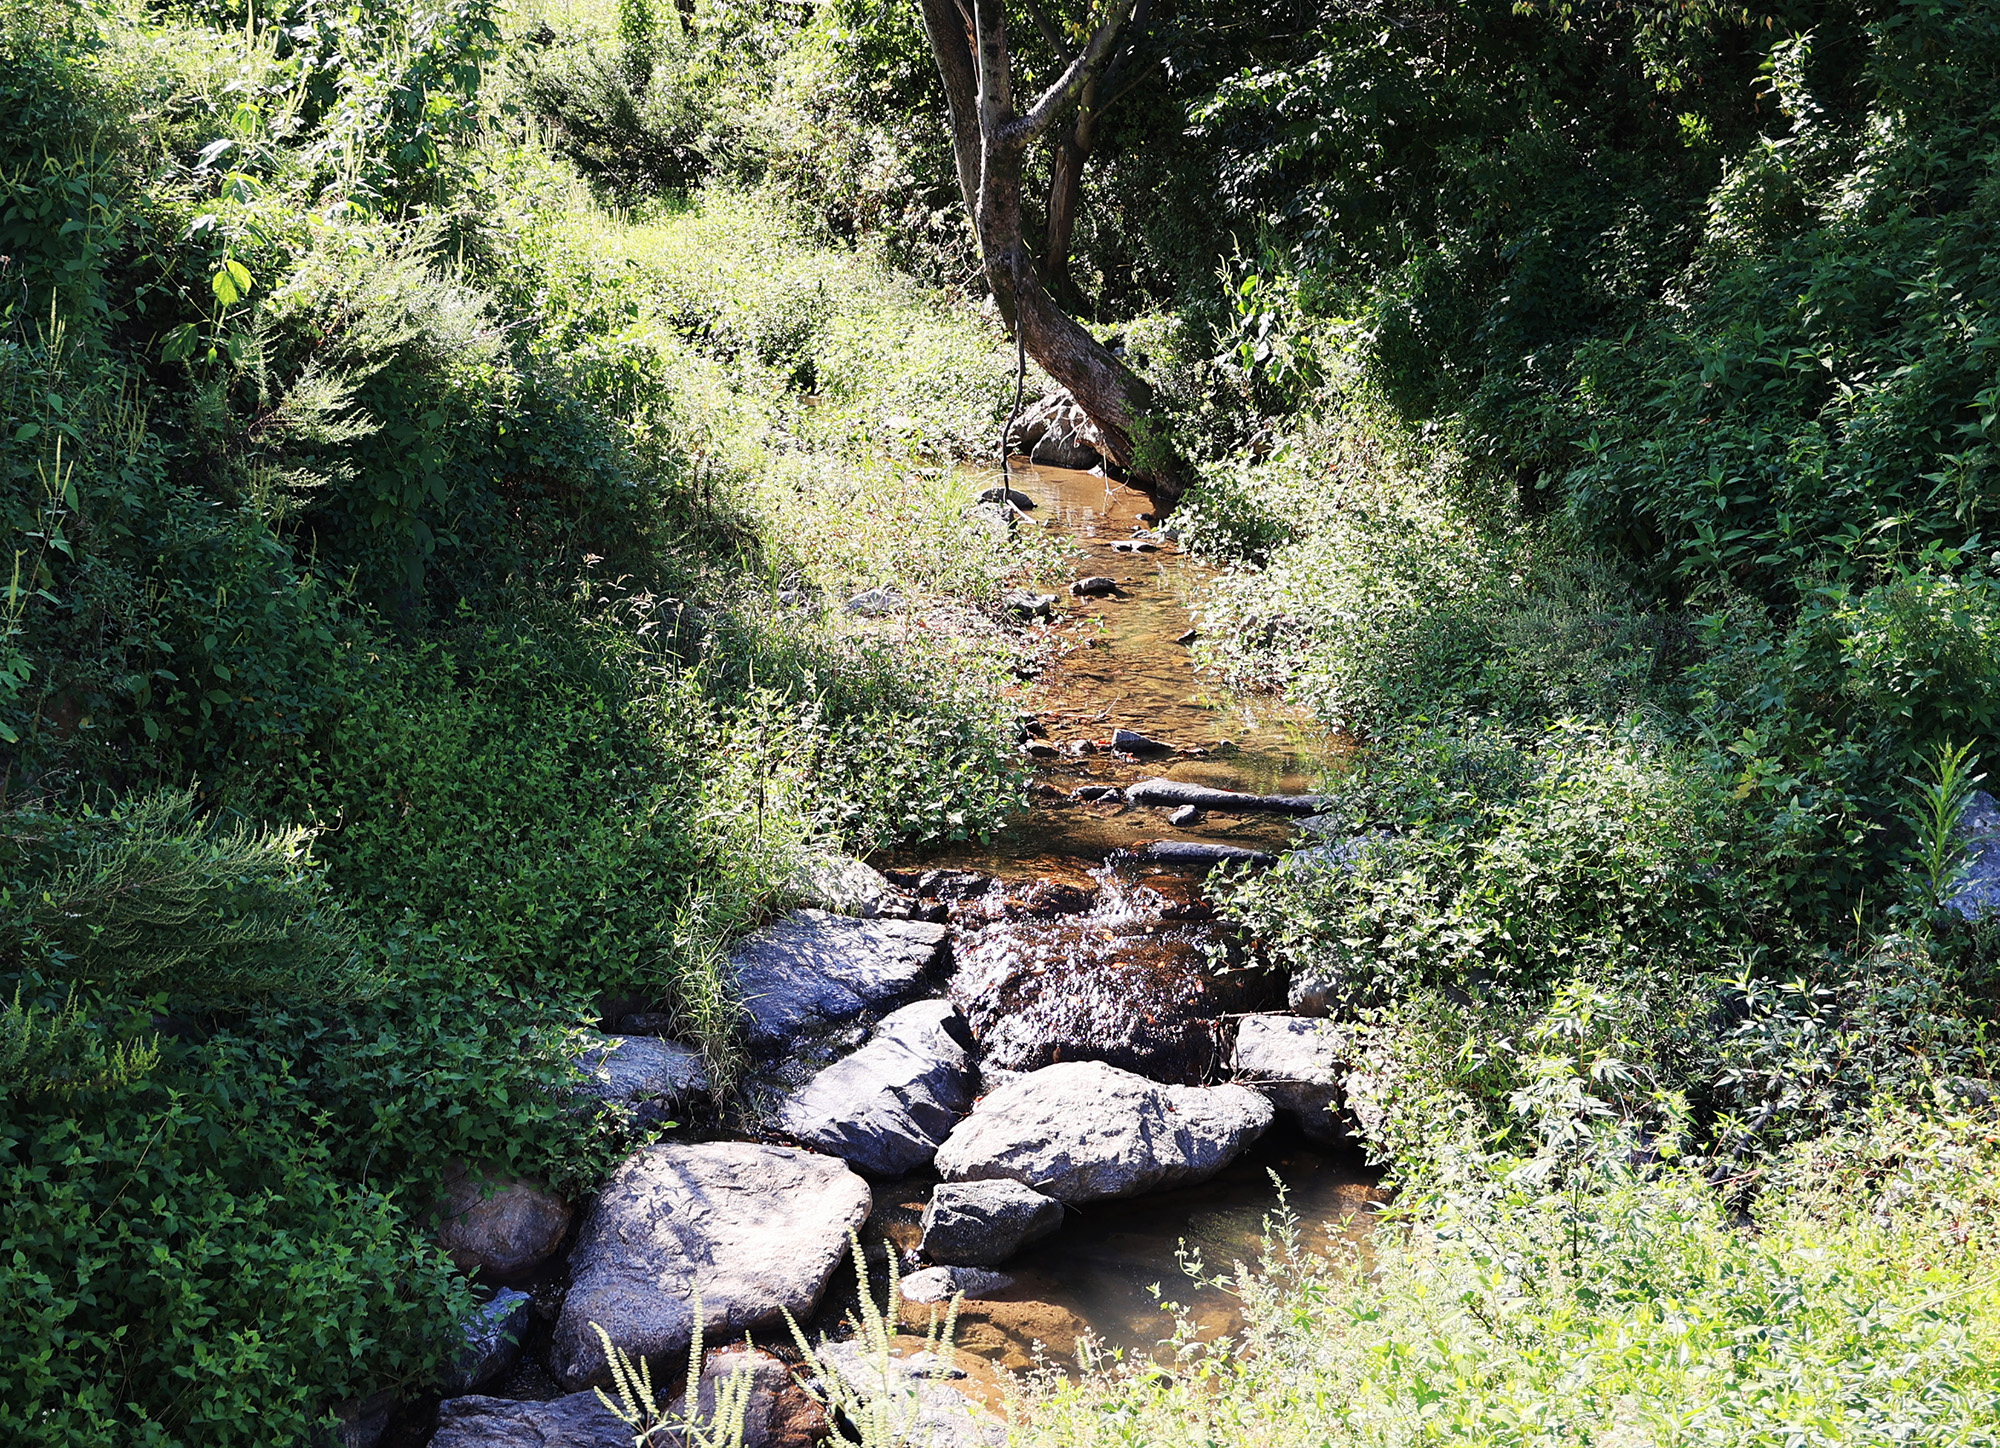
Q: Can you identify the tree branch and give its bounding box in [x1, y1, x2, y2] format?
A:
[1004, 3, 1133, 149]
[1018, 0, 1064, 54]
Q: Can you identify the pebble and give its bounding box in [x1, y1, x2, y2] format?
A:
[1111, 728, 1169, 754]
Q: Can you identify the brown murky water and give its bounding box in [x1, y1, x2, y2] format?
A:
[881, 462, 1384, 1375]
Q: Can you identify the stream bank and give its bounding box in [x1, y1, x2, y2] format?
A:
[406, 463, 1381, 1448]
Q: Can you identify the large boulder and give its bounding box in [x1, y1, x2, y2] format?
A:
[1008, 389, 1109, 471]
[732, 910, 949, 1050]
[776, 999, 977, 1176]
[430, 1393, 626, 1448]
[1230, 1015, 1352, 1145]
[435, 1160, 571, 1279]
[574, 1034, 710, 1124]
[919, 1180, 1064, 1267]
[551, 1142, 871, 1389]
[932, 1061, 1273, 1203]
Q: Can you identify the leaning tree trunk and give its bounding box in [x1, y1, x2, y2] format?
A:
[917, 0, 1185, 497]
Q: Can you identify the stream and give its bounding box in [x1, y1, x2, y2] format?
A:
[872, 461, 1385, 1379]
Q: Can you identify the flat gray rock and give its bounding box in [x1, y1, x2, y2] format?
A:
[574, 1034, 709, 1118]
[1138, 840, 1276, 868]
[550, 1142, 871, 1389]
[920, 1179, 1063, 1266]
[777, 999, 977, 1176]
[732, 909, 950, 1050]
[430, 1392, 628, 1448]
[1124, 777, 1323, 815]
[900, 1265, 1013, 1303]
[1231, 1015, 1353, 1145]
[932, 1060, 1273, 1203]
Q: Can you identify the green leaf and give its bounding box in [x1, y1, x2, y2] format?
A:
[212, 260, 254, 306]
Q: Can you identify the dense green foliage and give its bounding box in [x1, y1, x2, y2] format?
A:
[13, 0, 2000, 1438]
[0, 0, 1034, 1438]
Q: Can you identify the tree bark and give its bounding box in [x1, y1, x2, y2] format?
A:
[917, 0, 1184, 496]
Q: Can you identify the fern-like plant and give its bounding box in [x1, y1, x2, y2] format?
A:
[590, 1292, 754, 1448]
[17, 788, 374, 1001]
[783, 1233, 967, 1448]
[0, 989, 159, 1100]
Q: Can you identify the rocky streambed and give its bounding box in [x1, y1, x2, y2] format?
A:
[375, 463, 1383, 1448]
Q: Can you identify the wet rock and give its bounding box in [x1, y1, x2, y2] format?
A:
[951, 876, 1276, 1081]
[777, 1000, 977, 1176]
[900, 1266, 1013, 1303]
[1174, 628, 1198, 646]
[1009, 880, 1097, 916]
[1124, 777, 1323, 815]
[844, 586, 907, 617]
[1111, 728, 1169, 754]
[1230, 1015, 1353, 1146]
[920, 1180, 1064, 1266]
[791, 853, 897, 918]
[430, 1392, 627, 1448]
[551, 1142, 871, 1389]
[1024, 741, 1058, 759]
[811, 1342, 1006, 1448]
[435, 1160, 572, 1280]
[1070, 576, 1117, 597]
[1009, 389, 1109, 470]
[574, 1034, 710, 1122]
[732, 910, 950, 1051]
[915, 870, 994, 902]
[1004, 590, 1056, 621]
[1070, 784, 1121, 802]
[1110, 539, 1157, 553]
[1167, 805, 1203, 827]
[978, 485, 1035, 509]
[443, 1288, 534, 1394]
[1137, 840, 1276, 868]
[1949, 790, 2000, 920]
[933, 1060, 1273, 1203]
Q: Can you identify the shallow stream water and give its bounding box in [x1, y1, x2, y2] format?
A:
[877, 462, 1385, 1376]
